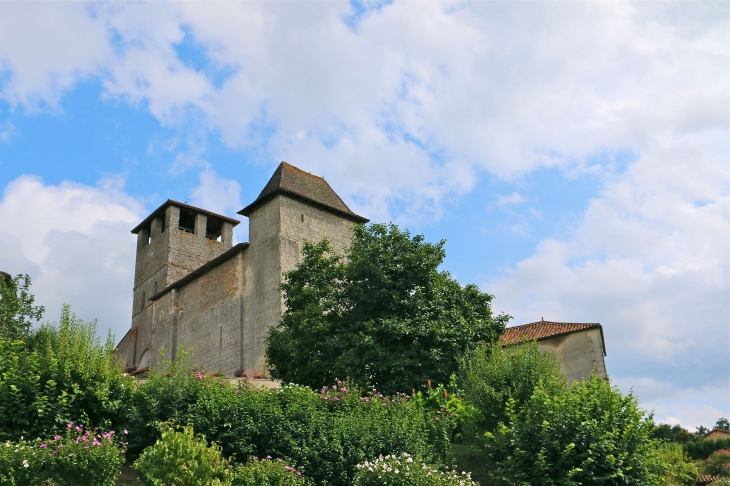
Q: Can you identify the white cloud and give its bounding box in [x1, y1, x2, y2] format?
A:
[190, 169, 243, 219]
[488, 134, 729, 426]
[0, 175, 144, 343]
[0, 1, 726, 427]
[496, 192, 526, 206]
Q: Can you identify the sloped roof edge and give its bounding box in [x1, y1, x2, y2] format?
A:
[501, 321, 606, 356]
[150, 243, 249, 301]
[238, 162, 369, 224]
[132, 199, 240, 234]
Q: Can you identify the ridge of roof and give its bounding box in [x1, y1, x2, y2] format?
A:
[704, 428, 730, 438]
[501, 321, 606, 356]
[150, 242, 249, 301]
[238, 162, 369, 224]
[132, 199, 240, 234]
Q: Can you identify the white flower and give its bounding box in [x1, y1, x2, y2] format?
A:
[22, 460, 29, 468]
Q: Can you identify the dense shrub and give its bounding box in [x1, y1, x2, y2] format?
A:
[353, 453, 477, 486]
[655, 442, 698, 485]
[413, 374, 475, 443]
[134, 423, 230, 486]
[231, 457, 310, 486]
[0, 424, 125, 486]
[126, 358, 451, 486]
[684, 438, 730, 460]
[460, 340, 566, 435]
[484, 377, 661, 485]
[0, 305, 133, 441]
[699, 449, 730, 479]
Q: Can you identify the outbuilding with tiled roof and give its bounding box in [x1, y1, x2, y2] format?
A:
[501, 320, 608, 383]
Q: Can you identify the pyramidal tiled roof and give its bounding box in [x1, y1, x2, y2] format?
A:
[501, 320, 606, 355]
[239, 162, 368, 223]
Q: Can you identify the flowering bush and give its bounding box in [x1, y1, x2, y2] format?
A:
[0, 423, 125, 486]
[133, 423, 230, 486]
[0, 438, 50, 486]
[230, 456, 310, 485]
[353, 453, 477, 486]
[127, 359, 450, 486]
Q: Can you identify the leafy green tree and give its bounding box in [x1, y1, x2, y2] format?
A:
[484, 377, 662, 485]
[716, 417, 730, 431]
[460, 340, 566, 435]
[266, 223, 510, 396]
[0, 273, 44, 340]
[0, 304, 132, 440]
[655, 443, 698, 485]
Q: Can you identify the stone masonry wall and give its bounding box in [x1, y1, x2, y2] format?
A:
[243, 195, 358, 375]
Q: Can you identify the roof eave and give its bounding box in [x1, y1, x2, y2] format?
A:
[131, 199, 241, 234]
[238, 190, 369, 224]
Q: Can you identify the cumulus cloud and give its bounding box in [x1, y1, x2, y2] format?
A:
[488, 134, 729, 427]
[0, 1, 726, 426]
[190, 169, 243, 219]
[0, 175, 144, 343]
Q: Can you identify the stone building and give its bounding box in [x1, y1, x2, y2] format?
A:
[501, 320, 608, 383]
[115, 162, 368, 375]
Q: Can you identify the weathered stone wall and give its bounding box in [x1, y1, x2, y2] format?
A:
[243, 195, 358, 374]
[126, 248, 247, 374]
[537, 328, 607, 383]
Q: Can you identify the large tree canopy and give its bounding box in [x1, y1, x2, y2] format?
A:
[265, 223, 510, 395]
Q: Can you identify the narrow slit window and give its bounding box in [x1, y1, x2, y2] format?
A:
[154, 281, 158, 295]
[301, 214, 304, 222]
[219, 326, 223, 347]
[141, 290, 146, 308]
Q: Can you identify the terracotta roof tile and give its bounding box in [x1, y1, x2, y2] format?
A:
[697, 475, 722, 485]
[501, 321, 606, 355]
[239, 162, 368, 223]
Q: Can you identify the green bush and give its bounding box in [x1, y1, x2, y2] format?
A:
[133, 423, 230, 486]
[353, 453, 477, 486]
[0, 273, 44, 341]
[0, 424, 125, 486]
[484, 376, 661, 485]
[684, 438, 730, 460]
[0, 438, 51, 486]
[412, 374, 475, 443]
[230, 457, 310, 486]
[699, 448, 730, 478]
[126, 358, 450, 486]
[0, 305, 133, 441]
[460, 340, 566, 435]
[655, 442, 698, 485]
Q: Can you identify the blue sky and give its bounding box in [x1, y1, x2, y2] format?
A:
[0, 1, 727, 430]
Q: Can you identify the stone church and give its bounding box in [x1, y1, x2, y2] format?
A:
[116, 162, 368, 376]
[116, 161, 607, 381]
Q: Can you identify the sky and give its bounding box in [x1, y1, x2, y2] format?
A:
[0, 1, 726, 430]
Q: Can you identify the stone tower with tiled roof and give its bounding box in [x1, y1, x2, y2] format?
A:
[116, 162, 367, 376]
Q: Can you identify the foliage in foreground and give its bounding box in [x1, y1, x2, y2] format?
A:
[134, 423, 230, 486]
[266, 223, 511, 395]
[484, 376, 661, 485]
[460, 340, 566, 436]
[0, 273, 44, 341]
[230, 457, 311, 486]
[684, 438, 730, 460]
[353, 453, 477, 486]
[0, 305, 133, 441]
[655, 443, 698, 486]
[126, 355, 451, 485]
[0, 423, 125, 486]
[699, 449, 730, 479]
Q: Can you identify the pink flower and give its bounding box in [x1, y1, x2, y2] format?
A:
[123, 430, 128, 435]
[40, 444, 47, 449]
[67, 422, 73, 428]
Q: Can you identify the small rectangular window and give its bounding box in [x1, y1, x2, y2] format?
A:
[206, 217, 222, 242]
[179, 210, 195, 234]
[301, 214, 304, 222]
